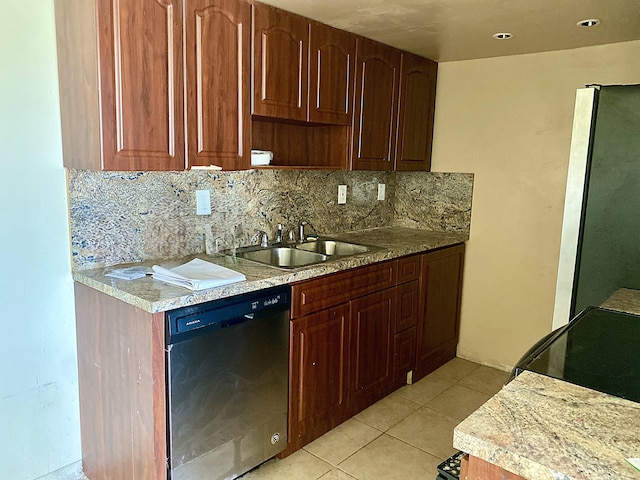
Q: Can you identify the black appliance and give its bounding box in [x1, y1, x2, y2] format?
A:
[165, 285, 290, 480]
[554, 85, 640, 326]
[513, 306, 640, 403]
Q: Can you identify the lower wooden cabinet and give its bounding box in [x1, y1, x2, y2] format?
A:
[461, 454, 527, 480]
[415, 243, 466, 381]
[287, 243, 466, 455]
[350, 288, 395, 413]
[288, 304, 351, 452]
[392, 327, 417, 389]
[392, 278, 420, 388]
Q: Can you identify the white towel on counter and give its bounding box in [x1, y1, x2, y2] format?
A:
[152, 258, 246, 291]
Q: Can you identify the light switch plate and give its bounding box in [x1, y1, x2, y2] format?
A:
[377, 183, 386, 201]
[338, 185, 347, 204]
[196, 190, 211, 215]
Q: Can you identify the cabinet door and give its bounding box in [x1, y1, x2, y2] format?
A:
[252, 3, 308, 121]
[185, 0, 250, 170]
[415, 244, 465, 381]
[308, 22, 355, 125]
[395, 53, 437, 171]
[97, 0, 185, 171]
[350, 288, 395, 413]
[289, 305, 350, 451]
[351, 38, 401, 171]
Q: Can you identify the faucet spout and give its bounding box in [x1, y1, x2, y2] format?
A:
[298, 221, 307, 243]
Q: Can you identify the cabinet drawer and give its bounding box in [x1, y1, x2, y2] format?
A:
[393, 327, 416, 386]
[395, 279, 420, 333]
[397, 255, 420, 284]
[292, 261, 397, 318]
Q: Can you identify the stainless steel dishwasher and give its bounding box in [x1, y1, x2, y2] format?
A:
[165, 285, 290, 480]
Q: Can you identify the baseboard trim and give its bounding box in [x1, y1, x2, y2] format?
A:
[35, 461, 85, 480]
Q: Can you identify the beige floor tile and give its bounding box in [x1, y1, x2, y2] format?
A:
[387, 407, 460, 459]
[394, 375, 454, 405]
[303, 418, 382, 466]
[240, 449, 332, 480]
[318, 468, 358, 480]
[426, 384, 491, 420]
[354, 393, 421, 431]
[458, 365, 511, 395]
[426, 358, 480, 384]
[339, 434, 442, 480]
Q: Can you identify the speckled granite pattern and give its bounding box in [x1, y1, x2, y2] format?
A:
[67, 169, 472, 270]
[601, 288, 640, 316]
[394, 172, 473, 233]
[72, 227, 467, 313]
[454, 371, 640, 480]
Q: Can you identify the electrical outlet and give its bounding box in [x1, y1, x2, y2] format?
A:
[377, 183, 386, 201]
[337, 185, 347, 204]
[196, 190, 211, 215]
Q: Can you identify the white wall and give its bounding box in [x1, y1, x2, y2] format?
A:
[0, 2, 79, 479]
[432, 41, 640, 370]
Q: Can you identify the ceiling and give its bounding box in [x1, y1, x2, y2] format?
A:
[257, 0, 640, 62]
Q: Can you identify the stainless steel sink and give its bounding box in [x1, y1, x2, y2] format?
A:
[236, 247, 328, 268]
[296, 239, 370, 256]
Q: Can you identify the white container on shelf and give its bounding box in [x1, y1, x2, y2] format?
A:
[251, 150, 273, 166]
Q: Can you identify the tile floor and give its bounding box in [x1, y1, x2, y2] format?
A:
[240, 358, 510, 480]
[72, 357, 509, 480]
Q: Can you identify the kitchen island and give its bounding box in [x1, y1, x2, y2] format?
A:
[453, 289, 640, 479]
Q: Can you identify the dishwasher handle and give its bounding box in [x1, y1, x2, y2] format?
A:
[219, 312, 256, 329]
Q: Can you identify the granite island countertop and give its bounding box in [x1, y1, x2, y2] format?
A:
[453, 290, 640, 479]
[454, 371, 640, 479]
[72, 226, 467, 313]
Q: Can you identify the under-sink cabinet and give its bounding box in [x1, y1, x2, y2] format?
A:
[285, 243, 465, 455]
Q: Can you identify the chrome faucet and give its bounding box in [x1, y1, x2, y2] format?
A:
[298, 221, 307, 243]
[275, 224, 283, 244]
[254, 230, 269, 247]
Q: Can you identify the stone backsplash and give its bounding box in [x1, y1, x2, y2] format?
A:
[67, 169, 473, 270]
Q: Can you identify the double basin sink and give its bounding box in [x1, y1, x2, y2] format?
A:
[232, 238, 371, 268]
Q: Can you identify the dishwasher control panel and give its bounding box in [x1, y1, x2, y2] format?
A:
[166, 286, 290, 341]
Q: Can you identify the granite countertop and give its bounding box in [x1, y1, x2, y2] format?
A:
[72, 226, 467, 313]
[454, 371, 640, 479]
[453, 289, 640, 479]
[600, 288, 640, 316]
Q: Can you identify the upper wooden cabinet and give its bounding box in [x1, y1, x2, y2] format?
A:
[351, 38, 402, 171]
[395, 53, 438, 171]
[56, 0, 185, 171]
[251, 3, 308, 121]
[308, 22, 355, 125]
[251, 6, 355, 126]
[56, 0, 249, 171]
[185, 0, 251, 170]
[56, 0, 436, 171]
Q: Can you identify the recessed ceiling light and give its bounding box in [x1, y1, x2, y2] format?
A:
[493, 32, 513, 40]
[577, 18, 601, 27]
